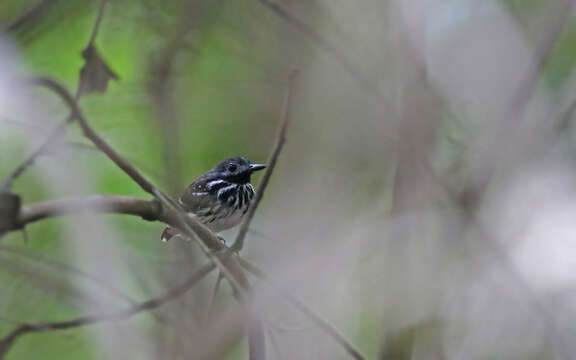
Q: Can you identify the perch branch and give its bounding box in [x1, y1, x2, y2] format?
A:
[18, 195, 162, 227]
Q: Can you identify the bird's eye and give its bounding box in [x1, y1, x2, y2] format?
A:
[227, 164, 237, 172]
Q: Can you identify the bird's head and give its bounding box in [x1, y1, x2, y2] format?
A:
[210, 157, 265, 184]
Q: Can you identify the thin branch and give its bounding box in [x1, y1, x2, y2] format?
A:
[87, 0, 108, 47]
[231, 70, 299, 252]
[31, 78, 159, 197]
[206, 272, 225, 322]
[0, 122, 68, 190]
[237, 258, 365, 360]
[0, 262, 215, 359]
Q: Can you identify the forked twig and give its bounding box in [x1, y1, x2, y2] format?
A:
[0, 262, 215, 359]
[231, 70, 299, 252]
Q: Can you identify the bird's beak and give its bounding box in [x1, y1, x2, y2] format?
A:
[250, 164, 266, 172]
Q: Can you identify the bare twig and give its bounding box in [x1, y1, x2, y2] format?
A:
[87, 0, 108, 47]
[238, 258, 365, 360]
[231, 70, 299, 252]
[0, 262, 215, 359]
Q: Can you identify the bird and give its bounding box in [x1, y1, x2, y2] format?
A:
[161, 157, 266, 242]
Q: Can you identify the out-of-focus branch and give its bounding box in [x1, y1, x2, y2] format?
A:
[17, 195, 162, 227]
[557, 97, 576, 132]
[87, 0, 108, 47]
[0, 245, 135, 305]
[232, 70, 298, 252]
[511, 0, 574, 111]
[0, 262, 216, 360]
[5, 0, 60, 33]
[534, 1, 574, 78]
[0, 122, 68, 190]
[238, 258, 366, 360]
[0, 0, 110, 190]
[258, 0, 377, 94]
[146, 0, 212, 194]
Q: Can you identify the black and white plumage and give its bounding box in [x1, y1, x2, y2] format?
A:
[161, 157, 265, 242]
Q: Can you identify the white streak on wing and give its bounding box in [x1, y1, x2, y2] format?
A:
[191, 192, 208, 196]
[217, 184, 237, 198]
[207, 179, 226, 190]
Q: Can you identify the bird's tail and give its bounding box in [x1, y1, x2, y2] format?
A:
[160, 226, 179, 242]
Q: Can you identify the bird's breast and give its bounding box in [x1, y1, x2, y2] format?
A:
[192, 183, 255, 232]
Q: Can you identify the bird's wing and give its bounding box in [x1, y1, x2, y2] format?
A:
[179, 178, 216, 215]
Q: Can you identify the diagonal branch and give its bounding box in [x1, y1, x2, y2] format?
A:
[0, 122, 68, 190]
[6, 0, 60, 33]
[231, 70, 299, 252]
[87, 0, 108, 47]
[0, 262, 215, 359]
[237, 258, 365, 360]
